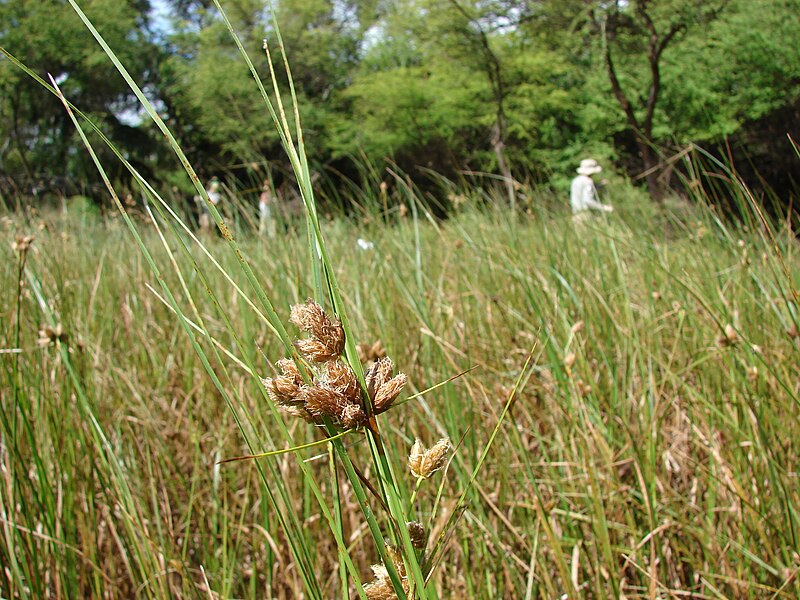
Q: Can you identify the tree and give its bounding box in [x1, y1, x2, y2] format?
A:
[337, 0, 579, 200]
[587, 0, 728, 199]
[0, 0, 157, 197]
[159, 0, 380, 171]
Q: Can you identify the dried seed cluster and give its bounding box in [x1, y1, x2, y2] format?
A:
[366, 357, 407, 415]
[290, 299, 345, 362]
[12, 234, 35, 253]
[38, 323, 68, 347]
[363, 438, 452, 596]
[262, 300, 407, 429]
[408, 438, 451, 479]
[362, 522, 429, 597]
[364, 545, 409, 600]
[406, 520, 426, 549]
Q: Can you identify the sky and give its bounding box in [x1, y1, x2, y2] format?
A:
[149, 0, 174, 38]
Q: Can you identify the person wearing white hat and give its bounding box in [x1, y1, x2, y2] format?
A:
[258, 179, 277, 238]
[198, 177, 222, 233]
[570, 159, 613, 216]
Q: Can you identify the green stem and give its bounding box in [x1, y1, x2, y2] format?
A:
[408, 477, 425, 513]
[13, 250, 26, 436]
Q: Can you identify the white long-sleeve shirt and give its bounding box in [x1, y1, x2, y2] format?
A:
[570, 175, 606, 212]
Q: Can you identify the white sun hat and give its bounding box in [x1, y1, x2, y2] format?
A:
[576, 158, 603, 175]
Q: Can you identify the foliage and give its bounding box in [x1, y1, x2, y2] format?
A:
[0, 0, 157, 191]
[1, 0, 799, 199]
[660, 0, 800, 141]
[2, 184, 799, 596]
[1, 3, 799, 598]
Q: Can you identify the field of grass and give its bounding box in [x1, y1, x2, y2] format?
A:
[2, 1, 799, 597]
[2, 180, 798, 598]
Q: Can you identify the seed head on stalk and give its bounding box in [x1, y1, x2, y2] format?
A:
[408, 438, 451, 479]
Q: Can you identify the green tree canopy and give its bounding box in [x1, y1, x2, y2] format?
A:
[0, 0, 157, 193]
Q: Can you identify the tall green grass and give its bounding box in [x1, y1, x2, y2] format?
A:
[3, 176, 799, 597]
[2, 1, 800, 598]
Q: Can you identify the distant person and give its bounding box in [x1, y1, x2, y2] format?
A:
[570, 159, 613, 220]
[258, 180, 276, 238]
[198, 177, 221, 232]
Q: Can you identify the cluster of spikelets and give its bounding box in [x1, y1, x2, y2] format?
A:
[262, 300, 407, 429]
[363, 544, 411, 600]
[363, 438, 451, 598]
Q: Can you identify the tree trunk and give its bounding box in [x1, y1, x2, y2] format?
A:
[448, 0, 516, 210]
[491, 125, 516, 211]
[600, 7, 684, 202]
[638, 140, 663, 201]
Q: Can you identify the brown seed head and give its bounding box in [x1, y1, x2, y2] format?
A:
[289, 299, 325, 332]
[277, 357, 302, 379]
[366, 357, 394, 399]
[321, 360, 360, 403]
[290, 299, 345, 359]
[298, 385, 348, 420]
[12, 234, 35, 253]
[363, 573, 395, 600]
[339, 403, 367, 429]
[363, 552, 410, 600]
[385, 545, 406, 578]
[279, 404, 318, 424]
[262, 359, 304, 405]
[406, 521, 426, 549]
[373, 373, 407, 414]
[293, 338, 341, 363]
[370, 564, 389, 582]
[409, 438, 450, 479]
[408, 439, 424, 478]
[298, 384, 365, 428]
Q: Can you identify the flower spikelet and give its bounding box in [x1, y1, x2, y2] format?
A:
[340, 403, 367, 429]
[290, 299, 345, 360]
[365, 357, 393, 400]
[363, 547, 409, 600]
[373, 373, 407, 414]
[298, 384, 366, 429]
[321, 360, 360, 403]
[279, 404, 318, 424]
[408, 439, 425, 478]
[408, 438, 451, 479]
[262, 358, 304, 405]
[363, 566, 395, 600]
[385, 545, 406, 578]
[294, 338, 342, 363]
[298, 385, 348, 420]
[406, 521, 426, 549]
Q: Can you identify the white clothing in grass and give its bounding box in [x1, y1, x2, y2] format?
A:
[570, 174, 606, 213]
